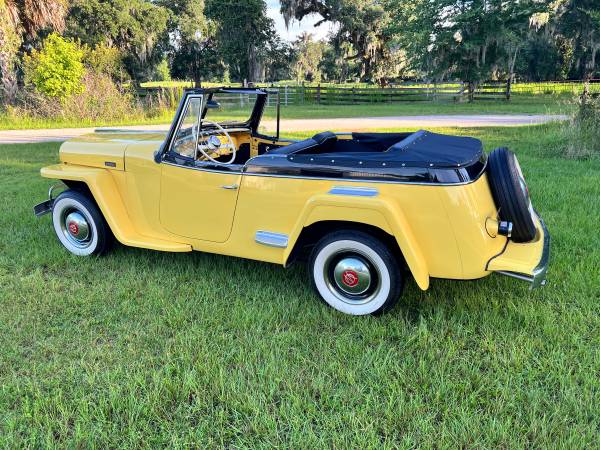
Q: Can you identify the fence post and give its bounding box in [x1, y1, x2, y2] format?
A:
[352, 87, 356, 104]
[456, 82, 464, 102]
[285, 85, 288, 106]
[316, 84, 321, 104]
[468, 81, 474, 103]
[505, 78, 511, 101]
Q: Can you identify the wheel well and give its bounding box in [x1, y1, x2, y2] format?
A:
[287, 220, 405, 268]
[61, 180, 93, 198]
[59, 180, 113, 236]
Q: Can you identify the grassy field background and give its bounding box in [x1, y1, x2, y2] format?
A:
[0, 125, 599, 447]
[0, 95, 571, 131]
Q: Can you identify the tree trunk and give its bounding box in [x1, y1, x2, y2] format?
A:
[0, 29, 18, 105]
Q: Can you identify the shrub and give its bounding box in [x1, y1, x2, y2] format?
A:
[83, 44, 127, 83]
[23, 34, 85, 99]
[20, 71, 141, 122]
[559, 90, 600, 159]
[154, 59, 171, 82]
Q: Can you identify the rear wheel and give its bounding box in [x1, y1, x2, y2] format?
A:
[487, 147, 537, 242]
[52, 190, 113, 256]
[308, 231, 404, 316]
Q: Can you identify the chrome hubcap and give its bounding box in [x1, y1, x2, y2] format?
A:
[323, 251, 382, 305]
[333, 257, 372, 295]
[60, 209, 92, 248]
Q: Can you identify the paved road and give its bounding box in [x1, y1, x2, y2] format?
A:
[0, 114, 567, 144]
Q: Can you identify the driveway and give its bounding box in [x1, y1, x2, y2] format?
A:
[0, 114, 567, 144]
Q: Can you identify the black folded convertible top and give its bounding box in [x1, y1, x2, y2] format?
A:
[246, 129, 487, 184]
[350, 130, 483, 168]
[390, 130, 482, 166]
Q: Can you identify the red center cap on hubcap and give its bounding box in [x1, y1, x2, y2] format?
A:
[68, 222, 79, 235]
[342, 270, 359, 287]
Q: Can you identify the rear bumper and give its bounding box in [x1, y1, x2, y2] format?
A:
[488, 214, 550, 289]
[495, 217, 550, 289]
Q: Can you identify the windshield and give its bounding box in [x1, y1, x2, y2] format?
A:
[203, 92, 259, 125]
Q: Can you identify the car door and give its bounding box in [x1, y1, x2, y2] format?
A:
[159, 94, 241, 243]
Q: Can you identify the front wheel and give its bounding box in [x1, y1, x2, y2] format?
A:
[308, 231, 404, 316]
[52, 189, 113, 256]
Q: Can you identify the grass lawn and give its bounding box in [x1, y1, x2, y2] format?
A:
[0, 94, 571, 131]
[0, 125, 599, 447]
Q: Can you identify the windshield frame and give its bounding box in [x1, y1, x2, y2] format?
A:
[157, 88, 268, 162]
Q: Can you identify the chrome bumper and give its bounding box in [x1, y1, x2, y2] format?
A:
[33, 183, 64, 217]
[496, 217, 550, 289]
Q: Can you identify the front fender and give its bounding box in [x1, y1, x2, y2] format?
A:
[40, 164, 191, 252]
[284, 194, 430, 290]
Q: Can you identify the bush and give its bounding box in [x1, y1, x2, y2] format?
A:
[153, 59, 171, 82]
[83, 44, 127, 83]
[19, 71, 141, 122]
[559, 90, 600, 159]
[23, 34, 85, 99]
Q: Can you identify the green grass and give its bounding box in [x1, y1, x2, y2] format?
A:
[1, 125, 599, 447]
[0, 95, 571, 130]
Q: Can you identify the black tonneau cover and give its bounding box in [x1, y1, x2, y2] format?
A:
[384, 130, 483, 167]
[333, 130, 483, 168]
[246, 129, 487, 185]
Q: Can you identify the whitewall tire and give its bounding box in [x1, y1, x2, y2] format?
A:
[309, 231, 404, 316]
[52, 190, 112, 256]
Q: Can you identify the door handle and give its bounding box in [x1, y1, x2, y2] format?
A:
[221, 184, 239, 190]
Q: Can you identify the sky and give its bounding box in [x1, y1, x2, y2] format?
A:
[266, 0, 334, 42]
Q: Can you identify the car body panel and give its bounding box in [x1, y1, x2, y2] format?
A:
[159, 163, 242, 242]
[39, 87, 549, 291]
[487, 213, 547, 275]
[40, 163, 192, 252]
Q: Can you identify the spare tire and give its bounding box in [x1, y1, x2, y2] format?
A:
[487, 147, 537, 242]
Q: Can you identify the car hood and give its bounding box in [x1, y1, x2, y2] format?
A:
[59, 129, 167, 171]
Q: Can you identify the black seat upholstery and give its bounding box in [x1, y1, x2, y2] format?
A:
[270, 131, 337, 155]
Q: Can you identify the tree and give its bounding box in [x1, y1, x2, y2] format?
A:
[263, 35, 296, 82]
[67, 0, 170, 81]
[292, 33, 324, 83]
[0, 0, 66, 104]
[158, 0, 218, 86]
[206, 0, 277, 83]
[386, 0, 547, 83]
[280, 0, 392, 82]
[553, 0, 600, 79]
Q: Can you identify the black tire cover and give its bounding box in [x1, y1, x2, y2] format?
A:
[487, 147, 537, 242]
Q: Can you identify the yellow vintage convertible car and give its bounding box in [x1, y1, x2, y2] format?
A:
[35, 87, 549, 315]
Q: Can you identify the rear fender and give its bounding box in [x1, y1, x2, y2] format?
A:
[284, 194, 430, 290]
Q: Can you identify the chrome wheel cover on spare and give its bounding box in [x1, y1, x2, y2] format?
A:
[52, 197, 99, 256]
[313, 239, 391, 315]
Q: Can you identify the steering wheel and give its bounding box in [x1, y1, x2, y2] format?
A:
[196, 120, 237, 165]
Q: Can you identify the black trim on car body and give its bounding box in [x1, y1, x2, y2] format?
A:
[243, 153, 487, 185]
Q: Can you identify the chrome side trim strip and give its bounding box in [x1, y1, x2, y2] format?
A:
[329, 186, 378, 197]
[255, 231, 289, 248]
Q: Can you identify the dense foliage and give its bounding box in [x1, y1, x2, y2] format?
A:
[0, 0, 599, 104]
[23, 33, 84, 99]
